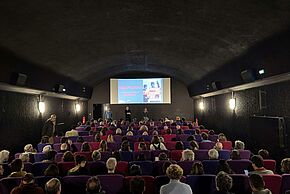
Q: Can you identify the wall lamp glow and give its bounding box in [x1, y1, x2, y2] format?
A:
[75, 103, 81, 112]
[38, 95, 45, 113]
[229, 92, 236, 110]
[199, 101, 205, 110]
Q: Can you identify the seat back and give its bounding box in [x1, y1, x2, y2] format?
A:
[34, 153, 48, 162]
[199, 142, 215, 150]
[55, 153, 64, 162]
[194, 150, 209, 161]
[262, 174, 282, 194]
[239, 150, 251, 159]
[165, 141, 177, 150]
[163, 134, 176, 142]
[186, 175, 216, 194]
[176, 134, 190, 141]
[0, 177, 21, 194]
[221, 141, 233, 150]
[263, 159, 276, 172]
[62, 175, 91, 194]
[133, 150, 152, 161]
[124, 176, 155, 194]
[116, 161, 129, 175]
[100, 151, 112, 162]
[281, 174, 290, 194]
[151, 150, 171, 159]
[209, 135, 218, 142]
[89, 142, 100, 150]
[129, 161, 153, 175]
[171, 150, 183, 161]
[98, 174, 124, 194]
[32, 162, 55, 176]
[202, 160, 220, 175]
[230, 174, 251, 194]
[57, 162, 75, 176]
[227, 160, 251, 174]
[37, 143, 51, 152]
[218, 150, 230, 160]
[74, 152, 93, 161]
[120, 151, 133, 162]
[178, 161, 196, 175]
[88, 161, 107, 175]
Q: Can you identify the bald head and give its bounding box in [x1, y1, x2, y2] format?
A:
[45, 178, 61, 194]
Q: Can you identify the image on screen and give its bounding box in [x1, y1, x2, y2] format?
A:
[110, 78, 171, 104]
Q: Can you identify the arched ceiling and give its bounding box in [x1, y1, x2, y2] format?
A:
[0, 0, 290, 86]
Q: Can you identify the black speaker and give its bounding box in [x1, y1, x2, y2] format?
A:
[55, 84, 65, 93]
[11, 73, 27, 86]
[241, 69, 256, 83]
[211, 81, 221, 91]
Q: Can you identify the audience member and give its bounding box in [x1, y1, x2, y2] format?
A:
[214, 171, 234, 194]
[68, 155, 88, 175]
[130, 164, 142, 176]
[138, 142, 147, 151]
[19, 153, 30, 163]
[65, 127, 79, 137]
[120, 140, 131, 151]
[175, 141, 184, 150]
[43, 150, 57, 163]
[230, 150, 241, 160]
[201, 132, 211, 142]
[76, 136, 85, 143]
[150, 135, 167, 150]
[0, 164, 4, 178]
[107, 134, 115, 143]
[159, 152, 168, 161]
[162, 161, 172, 175]
[94, 133, 102, 142]
[42, 145, 53, 154]
[160, 164, 192, 194]
[190, 162, 204, 175]
[92, 150, 102, 161]
[214, 142, 223, 151]
[112, 151, 121, 161]
[217, 160, 234, 174]
[249, 155, 274, 175]
[208, 149, 219, 160]
[106, 157, 117, 174]
[24, 144, 36, 154]
[258, 149, 270, 159]
[189, 140, 199, 150]
[9, 159, 26, 177]
[59, 143, 68, 153]
[126, 131, 134, 136]
[11, 173, 44, 194]
[249, 174, 272, 194]
[44, 164, 59, 177]
[62, 151, 75, 162]
[45, 178, 61, 194]
[234, 140, 245, 150]
[97, 140, 108, 152]
[86, 176, 105, 194]
[218, 133, 227, 142]
[115, 128, 122, 135]
[281, 158, 290, 174]
[181, 149, 195, 161]
[40, 136, 49, 144]
[130, 177, 145, 194]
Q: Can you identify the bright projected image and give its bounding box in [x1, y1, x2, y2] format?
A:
[110, 78, 171, 104]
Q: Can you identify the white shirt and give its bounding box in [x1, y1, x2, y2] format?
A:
[150, 143, 167, 150]
[160, 179, 192, 194]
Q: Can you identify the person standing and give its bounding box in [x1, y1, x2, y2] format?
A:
[143, 107, 149, 122]
[125, 106, 132, 122]
[42, 114, 57, 144]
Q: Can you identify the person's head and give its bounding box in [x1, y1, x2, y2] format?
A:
[190, 140, 199, 150]
[138, 142, 147, 151]
[230, 150, 241, 160]
[217, 160, 233, 174]
[151, 135, 160, 144]
[201, 132, 209, 140]
[159, 152, 168, 161]
[142, 131, 148, 136]
[115, 128, 122, 135]
[166, 164, 183, 180]
[130, 177, 145, 194]
[76, 136, 85, 143]
[249, 174, 265, 191]
[112, 151, 121, 161]
[251, 155, 264, 169]
[106, 157, 117, 173]
[218, 133, 227, 141]
[50, 114, 57, 123]
[208, 149, 219, 160]
[130, 164, 142, 176]
[44, 164, 59, 177]
[60, 137, 68, 144]
[94, 133, 101, 142]
[121, 140, 130, 151]
[139, 125, 148, 132]
[216, 171, 233, 192]
[75, 155, 87, 167]
[126, 106, 129, 110]
[175, 141, 184, 150]
[24, 144, 34, 153]
[214, 142, 223, 150]
[0, 164, 4, 176]
[258, 149, 269, 159]
[107, 134, 114, 143]
[92, 150, 101, 161]
[46, 150, 57, 161]
[190, 162, 204, 175]
[209, 130, 215, 135]
[42, 145, 52, 153]
[166, 128, 172, 135]
[126, 131, 134, 136]
[187, 135, 196, 142]
[281, 158, 290, 173]
[41, 136, 49, 143]
[60, 143, 68, 152]
[22, 173, 35, 184]
[181, 149, 195, 161]
[152, 130, 159, 136]
[99, 140, 108, 151]
[176, 125, 181, 130]
[86, 176, 102, 194]
[62, 151, 74, 162]
[19, 153, 30, 163]
[81, 142, 91, 152]
[45, 178, 61, 194]
[10, 159, 23, 172]
[234, 140, 245, 150]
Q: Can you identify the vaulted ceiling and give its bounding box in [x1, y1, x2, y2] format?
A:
[0, 0, 290, 87]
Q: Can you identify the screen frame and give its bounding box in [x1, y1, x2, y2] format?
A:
[110, 77, 172, 105]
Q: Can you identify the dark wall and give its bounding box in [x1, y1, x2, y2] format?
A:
[88, 78, 194, 121]
[0, 90, 88, 154]
[194, 80, 290, 156]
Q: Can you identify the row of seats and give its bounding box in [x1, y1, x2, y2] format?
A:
[2, 159, 277, 177]
[17, 149, 251, 163]
[1, 173, 289, 194]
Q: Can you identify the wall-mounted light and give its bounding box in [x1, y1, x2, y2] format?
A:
[258, 69, 265, 75]
[75, 102, 81, 112]
[229, 92, 236, 110]
[199, 101, 204, 110]
[38, 95, 45, 113]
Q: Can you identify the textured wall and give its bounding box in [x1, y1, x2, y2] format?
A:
[0, 90, 88, 154]
[194, 80, 290, 155]
[88, 79, 194, 121]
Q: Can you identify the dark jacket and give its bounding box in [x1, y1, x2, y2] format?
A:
[11, 183, 45, 194]
[42, 120, 55, 137]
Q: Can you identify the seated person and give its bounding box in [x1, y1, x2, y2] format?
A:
[249, 155, 274, 175]
[0, 150, 10, 164]
[11, 173, 44, 194]
[68, 155, 88, 175]
[281, 158, 290, 174]
[92, 150, 102, 161]
[19, 153, 30, 163]
[81, 142, 92, 152]
[138, 142, 147, 151]
[234, 140, 245, 150]
[120, 140, 132, 152]
[230, 150, 241, 160]
[42, 150, 57, 163]
[86, 176, 105, 194]
[130, 164, 142, 176]
[106, 157, 117, 174]
[97, 140, 108, 152]
[9, 159, 27, 177]
[62, 151, 75, 162]
[258, 149, 270, 159]
[249, 174, 272, 194]
[216, 160, 234, 174]
[42, 145, 53, 154]
[201, 132, 211, 142]
[160, 164, 192, 194]
[107, 134, 115, 143]
[208, 149, 219, 160]
[181, 149, 195, 161]
[65, 127, 79, 137]
[44, 164, 59, 177]
[24, 144, 37, 154]
[130, 177, 145, 194]
[214, 142, 223, 151]
[45, 178, 61, 194]
[59, 143, 68, 153]
[218, 133, 227, 142]
[150, 135, 167, 150]
[190, 162, 204, 175]
[159, 152, 168, 161]
[175, 141, 184, 150]
[213, 171, 234, 194]
[189, 140, 199, 151]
